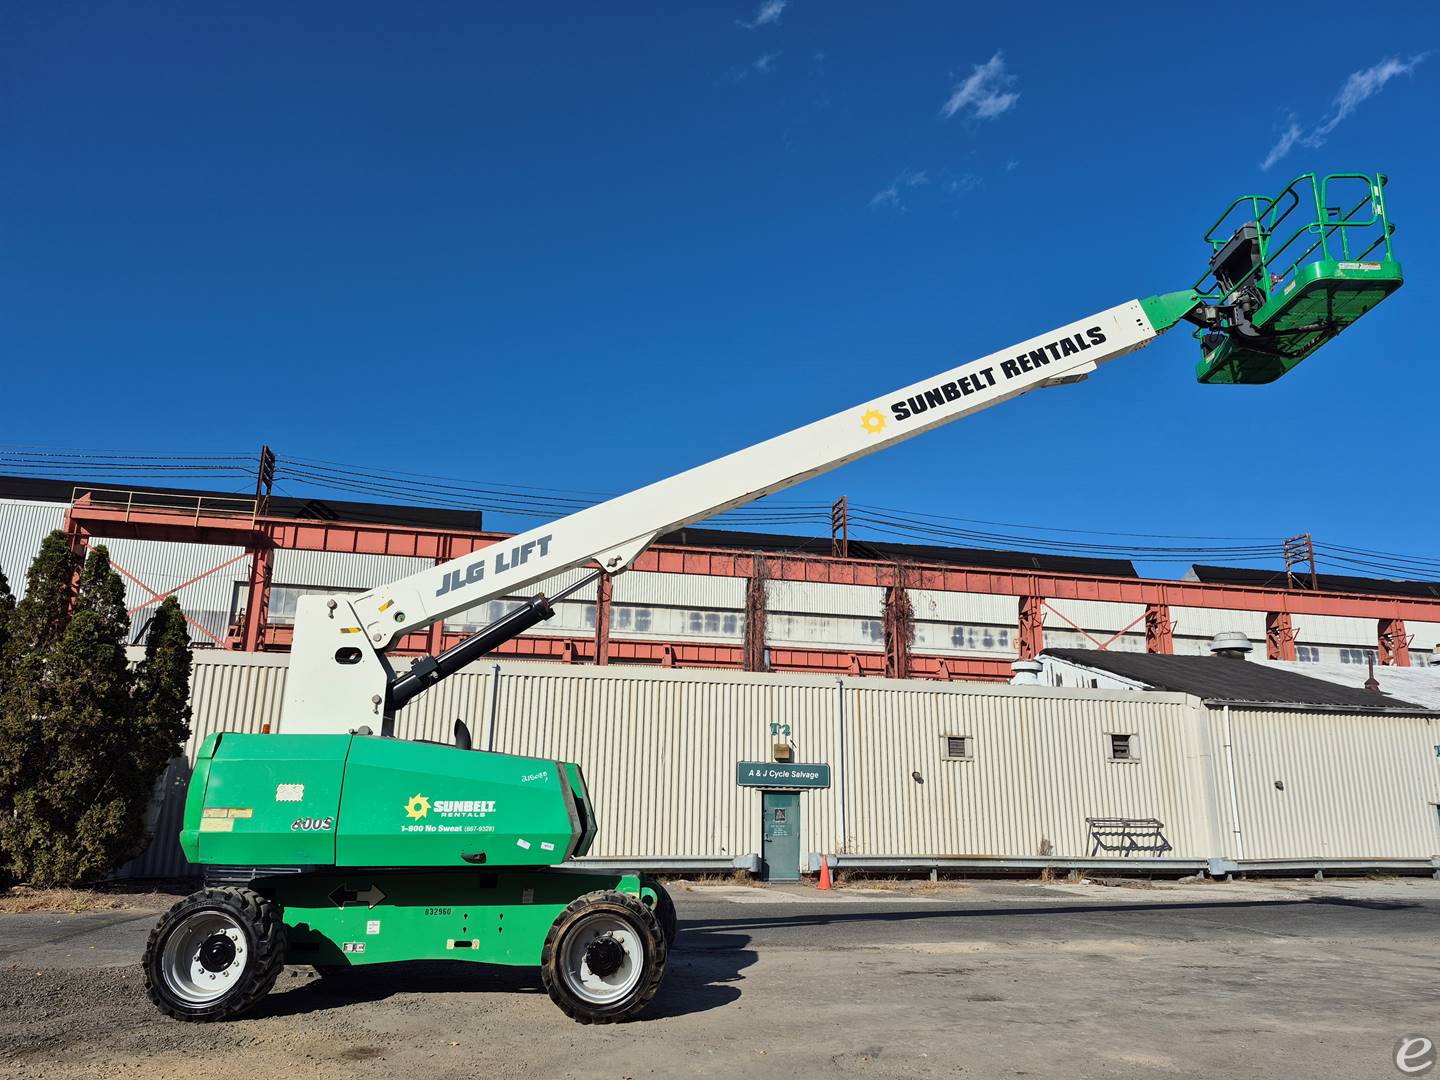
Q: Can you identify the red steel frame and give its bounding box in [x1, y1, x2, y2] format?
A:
[63, 493, 1436, 679]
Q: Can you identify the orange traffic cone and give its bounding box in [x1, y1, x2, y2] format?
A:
[818, 854, 832, 891]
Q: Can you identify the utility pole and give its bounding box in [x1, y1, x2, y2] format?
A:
[1283, 533, 1317, 590]
[255, 445, 277, 520]
[830, 496, 849, 559]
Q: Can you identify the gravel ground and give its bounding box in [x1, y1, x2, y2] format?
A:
[2, 878, 1438, 1079]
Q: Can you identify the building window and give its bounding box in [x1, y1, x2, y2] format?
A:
[249, 584, 365, 626]
[1295, 645, 1321, 663]
[946, 625, 1011, 652]
[943, 735, 971, 760]
[1339, 648, 1378, 665]
[680, 609, 738, 636]
[610, 605, 653, 632]
[1109, 733, 1137, 761]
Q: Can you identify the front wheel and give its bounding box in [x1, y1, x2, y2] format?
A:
[541, 890, 666, 1023]
[143, 887, 285, 1021]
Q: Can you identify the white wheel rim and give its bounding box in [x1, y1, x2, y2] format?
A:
[559, 912, 645, 1006]
[159, 911, 249, 1006]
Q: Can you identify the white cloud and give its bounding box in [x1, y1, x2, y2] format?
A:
[870, 170, 928, 209]
[1261, 54, 1427, 169]
[941, 52, 1019, 120]
[737, 1, 786, 29]
[947, 173, 981, 195]
[753, 52, 779, 74]
[1260, 119, 1303, 171]
[1315, 54, 1427, 137]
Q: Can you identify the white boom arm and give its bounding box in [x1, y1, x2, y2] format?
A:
[281, 298, 1170, 733]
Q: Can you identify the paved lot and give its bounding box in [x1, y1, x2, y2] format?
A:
[2, 877, 1438, 1079]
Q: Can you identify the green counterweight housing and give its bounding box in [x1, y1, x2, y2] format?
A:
[182, 732, 598, 870]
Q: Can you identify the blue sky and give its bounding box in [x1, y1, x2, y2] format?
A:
[3, 2, 1437, 576]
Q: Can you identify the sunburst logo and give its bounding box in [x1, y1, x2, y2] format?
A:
[860, 409, 886, 435]
[404, 793, 431, 820]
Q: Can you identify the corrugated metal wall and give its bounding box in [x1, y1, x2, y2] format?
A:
[115, 652, 1440, 879]
[908, 588, 1015, 624]
[0, 499, 65, 590]
[613, 570, 744, 609]
[478, 668, 837, 862]
[1290, 612, 1378, 648]
[272, 550, 431, 591]
[1408, 622, 1440, 651]
[843, 685, 1219, 859]
[1222, 707, 1440, 860]
[1171, 606, 1267, 647]
[104, 537, 250, 644]
[768, 579, 882, 616]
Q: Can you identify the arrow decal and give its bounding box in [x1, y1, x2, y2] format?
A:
[328, 883, 387, 909]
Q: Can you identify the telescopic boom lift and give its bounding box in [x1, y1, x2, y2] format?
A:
[143, 171, 1403, 1025]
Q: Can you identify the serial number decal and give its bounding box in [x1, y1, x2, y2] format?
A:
[424, 907, 452, 917]
[290, 816, 335, 832]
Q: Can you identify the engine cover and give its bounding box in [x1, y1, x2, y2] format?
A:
[181, 733, 597, 870]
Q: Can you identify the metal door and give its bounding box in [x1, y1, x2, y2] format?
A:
[761, 791, 800, 881]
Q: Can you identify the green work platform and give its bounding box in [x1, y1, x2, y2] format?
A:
[1191, 172, 1402, 385]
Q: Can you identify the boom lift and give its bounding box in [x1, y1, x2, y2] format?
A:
[143, 172, 1402, 1024]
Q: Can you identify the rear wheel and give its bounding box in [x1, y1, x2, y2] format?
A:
[143, 887, 284, 1021]
[541, 890, 666, 1023]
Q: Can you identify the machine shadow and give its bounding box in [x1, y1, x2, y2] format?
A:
[251, 923, 755, 1021]
[673, 897, 1330, 936]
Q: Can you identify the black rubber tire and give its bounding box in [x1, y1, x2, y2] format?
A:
[540, 890, 666, 1024]
[640, 877, 678, 948]
[143, 887, 285, 1022]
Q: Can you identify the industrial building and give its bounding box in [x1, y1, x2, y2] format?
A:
[3, 475, 1440, 681]
[120, 650, 1440, 880]
[3, 476, 1436, 881]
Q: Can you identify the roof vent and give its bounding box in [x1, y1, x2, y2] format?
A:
[1207, 631, 1253, 659]
[1010, 658, 1043, 685]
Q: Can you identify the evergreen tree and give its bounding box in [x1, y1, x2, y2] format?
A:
[0, 532, 77, 843]
[0, 564, 15, 661]
[132, 596, 193, 790]
[0, 541, 189, 885]
[75, 544, 129, 642]
[4, 603, 137, 885]
[0, 564, 14, 718]
[0, 565, 13, 885]
[3, 531, 74, 660]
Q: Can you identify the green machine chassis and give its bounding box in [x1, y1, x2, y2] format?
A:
[143, 733, 676, 1024]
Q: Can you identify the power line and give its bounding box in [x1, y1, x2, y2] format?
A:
[4, 444, 1439, 579]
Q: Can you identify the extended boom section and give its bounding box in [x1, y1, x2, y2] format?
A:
[282, 296, 1182, 734]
